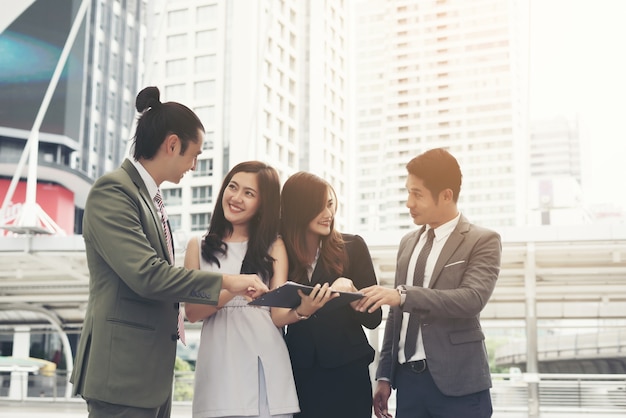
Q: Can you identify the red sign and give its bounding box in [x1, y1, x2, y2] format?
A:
[0, 179, 75, 235]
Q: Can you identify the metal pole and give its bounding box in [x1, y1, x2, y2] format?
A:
[525, 242, 540, 416]
[524, 1, 540, 413]
[0, 141, 31, 224]
[24, 0, 90, 205]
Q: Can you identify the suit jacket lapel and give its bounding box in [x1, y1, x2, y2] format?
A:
[429, 215, 470, 288]
[121, 159, 172, 263]
[395, 227, 423, 287]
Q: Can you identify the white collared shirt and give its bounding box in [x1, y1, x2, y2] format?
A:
[129, 158, 165, 226]
[398, 212, 461, 364]
[129, 158, 159, 202]
[306, 247, 320, 282]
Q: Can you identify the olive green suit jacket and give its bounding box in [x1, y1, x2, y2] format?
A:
[70, 159, 222, 408]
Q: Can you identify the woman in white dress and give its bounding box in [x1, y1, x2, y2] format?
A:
[184, 161, 302, 418]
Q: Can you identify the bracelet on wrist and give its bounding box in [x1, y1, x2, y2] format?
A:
[294, 309, 310, 320]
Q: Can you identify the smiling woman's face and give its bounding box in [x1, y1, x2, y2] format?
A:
[222, 171, 260, 227]
[307, 187, 335, 238]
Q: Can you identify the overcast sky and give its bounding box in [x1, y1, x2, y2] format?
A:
[529, 0, 626, 207]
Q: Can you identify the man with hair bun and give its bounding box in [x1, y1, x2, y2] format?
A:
[70, 86, 268, 418]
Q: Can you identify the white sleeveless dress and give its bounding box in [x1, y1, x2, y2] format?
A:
[192, 238, 300, 418]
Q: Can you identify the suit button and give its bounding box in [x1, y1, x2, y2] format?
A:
[171, 334, 177, 341]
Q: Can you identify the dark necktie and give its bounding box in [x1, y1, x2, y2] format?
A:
[154, 189, 186, 345]
[404, 227, 435, 361]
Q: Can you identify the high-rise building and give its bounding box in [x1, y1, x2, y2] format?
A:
[0, 0, 145, 234]
[527, 116, 588, 225]
[81, 0, 145, 179]
[352, 0, 527, 231]
[146, 0, 350, 237]
[529, 116, 582, 182]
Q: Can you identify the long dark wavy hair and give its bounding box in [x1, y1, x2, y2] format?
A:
[280, 172, 347, 284]
[201, 161, 281, 284]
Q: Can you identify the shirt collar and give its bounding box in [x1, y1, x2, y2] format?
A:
[130, 158, 159, 200]
[428, 212, 460, 241]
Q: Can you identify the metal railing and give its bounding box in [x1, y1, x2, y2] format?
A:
[2, 370, 624, 415]
[490, 373, 626, 413]
[496, 329, 626, 366]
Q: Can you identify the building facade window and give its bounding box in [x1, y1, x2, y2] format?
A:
[166, 34, 187, 52]
[194, 80, 216, 99]
[169, 214, 182, 232]
[168, 9, 187, 27]
[195, 106, 216, 126]
[191, 213, 211, 231]
[163, 188, 182, 205]
[195, 55, 217, 73]
[166, 59, 187, 77]
[165, 84, 186, 100]
[192, 185, 212, 204]
[203, 131, 215, 150]
[196, 4, 218, 25]
[196, 30, 217, 49]
[193, 158, 214, 177]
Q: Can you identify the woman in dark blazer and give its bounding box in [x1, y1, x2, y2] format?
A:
[280, 172, 382, 418]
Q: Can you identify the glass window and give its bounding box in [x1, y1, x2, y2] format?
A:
[197, 4, 218, 25]
[191, 213, 211, 231]
[163, 188, 182, 205]
[195, 106, 216, 126]
[169, 214, 182, 232]
[113, 14, 120, 40]
[195, 55, 217, 74]
[167, 34, 187, 52]
[192, 185, 213, 204]
[194, 80, 216, 99]
[193, 158, 214, 177]
[168, 9, 187, 27]
[203, 131, 215, 150]
[106, 133, 113, 159]
[108, 91, 116, 115]
[166, 59, 187, 77]
[196, 30, 217, 49]
[164, 84, 185, 101]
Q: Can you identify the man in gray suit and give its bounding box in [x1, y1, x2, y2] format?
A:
[70, 87, 268, 418]
[357, 148, 501, 418]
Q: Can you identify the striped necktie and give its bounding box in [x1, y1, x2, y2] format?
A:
[154, 189, 186, 346]
[154, 190, 174, 262]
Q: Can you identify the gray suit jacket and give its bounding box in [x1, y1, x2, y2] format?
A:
[70, 159, 223, 408]
[375, 215, 501, 397]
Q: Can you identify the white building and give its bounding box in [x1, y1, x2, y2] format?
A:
[351, 0, 528, 232]
[527, 116, 588, 226]
[145, 0, 351, 236]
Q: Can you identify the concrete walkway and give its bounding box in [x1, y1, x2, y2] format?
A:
[1, 399, 624, 418]
[0, 400, 191, 418]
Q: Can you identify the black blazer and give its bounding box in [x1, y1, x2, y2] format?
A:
[285, 234, 382, 368]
